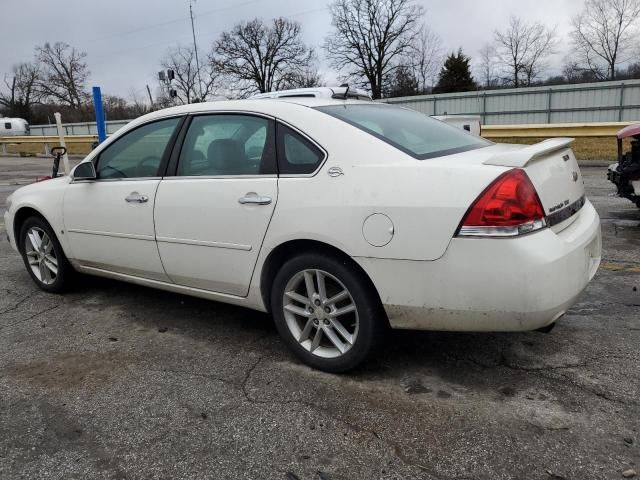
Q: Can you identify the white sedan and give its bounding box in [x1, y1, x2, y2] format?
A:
[4, 97, 602, 372]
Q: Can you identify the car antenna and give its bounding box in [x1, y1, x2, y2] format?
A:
[340, 83, 350, 99]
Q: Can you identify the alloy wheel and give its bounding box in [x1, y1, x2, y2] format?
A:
[24, 227, 58, 285]
[282, 269, 359, 359]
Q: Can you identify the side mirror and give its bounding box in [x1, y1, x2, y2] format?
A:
[72, 162, 97, 181]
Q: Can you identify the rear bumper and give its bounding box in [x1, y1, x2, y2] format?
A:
[355, 200, 602, 332]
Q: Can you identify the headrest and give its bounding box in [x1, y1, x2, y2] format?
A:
[207, 139, 246, 171]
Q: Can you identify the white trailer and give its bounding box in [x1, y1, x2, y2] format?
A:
[0, 117, 30, 136]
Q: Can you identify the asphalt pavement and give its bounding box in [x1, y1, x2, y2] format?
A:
[0, 156, 638, 480]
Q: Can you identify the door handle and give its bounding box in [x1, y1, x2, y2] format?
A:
[238, 192, 272, 205]
[125, 192, 149, 203]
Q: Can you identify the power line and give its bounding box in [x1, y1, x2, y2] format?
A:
[82, 0, 264, 45]
[86, 4, 331, 63]
[189, 0, 204, 100]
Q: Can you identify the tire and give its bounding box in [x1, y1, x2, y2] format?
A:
[271, 252, 385, 373]
[19, 216, 73, 293]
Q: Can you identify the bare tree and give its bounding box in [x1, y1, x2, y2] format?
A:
[128, 88, 153, 116]
[160, 45, 219, 104]
[213, 17, 314, 97]
[494, 17, 558, 87]
[571, 0, 640, 81]
[277, 67, 324, 90]
[0, 62, 41, 120]
[478, 44, 499, 88]
[324, 0, 423, 99]
[411, 29, 442, 93]
[35, 42, 89, 108]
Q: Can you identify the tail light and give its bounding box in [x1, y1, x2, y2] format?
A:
[457, 169, 546, 237]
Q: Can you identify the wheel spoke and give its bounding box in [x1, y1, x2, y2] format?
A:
[26, 251, 39, 265]
[310, 327, 323, 352]
[39, 261, 50, 283]
[326, 289, 349, 306]
[285, 290, 311, 306]
[332, 304, 356, 317]
[323, 326, 347, 354]
[329, 318, 354, 345]
[303, 271, 316, 299]
[316, 271, 327, 300]
[284, 304, 311, 318]
[28, 231, 41, 251]
[44, 258, 58, 275]
[45, 254, 57, 267]
[43, 236, 53, 254]
[298, 318, 315, 342]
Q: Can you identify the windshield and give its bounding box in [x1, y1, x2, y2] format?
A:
[315, 104, 490, 160]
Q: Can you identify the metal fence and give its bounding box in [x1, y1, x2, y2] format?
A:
[27, 79, 640, 133]
[383, 79, 640, 125]
[29, 120, 129, 136]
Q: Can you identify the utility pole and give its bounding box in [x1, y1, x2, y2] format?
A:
[189, 0, 204, 102]
[146, 84, 154, 108]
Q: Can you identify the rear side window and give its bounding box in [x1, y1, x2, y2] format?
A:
[277, 124, 324, 174]
[315, 104, 490, 160]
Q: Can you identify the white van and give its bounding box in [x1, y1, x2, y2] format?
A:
[0, 117, 30, 136]
[433, 115, 482, 136]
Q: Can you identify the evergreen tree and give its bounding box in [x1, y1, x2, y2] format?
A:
[434, 49, 477, 93]
[384, 64, 419, 98]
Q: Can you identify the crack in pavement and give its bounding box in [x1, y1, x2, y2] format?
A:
[240, 356, 443, 479]
[441, 347, 638, 406]
[0, 289, 40, 316]
[0, 304, 61, 332]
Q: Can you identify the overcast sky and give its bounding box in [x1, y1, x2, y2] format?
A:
[0, 0, 583, 99]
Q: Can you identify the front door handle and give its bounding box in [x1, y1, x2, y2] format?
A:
[125, 192, 149, 203]
[238, 192, 272, 205]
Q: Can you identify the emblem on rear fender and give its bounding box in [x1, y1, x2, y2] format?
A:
[328, 167, 344, 177]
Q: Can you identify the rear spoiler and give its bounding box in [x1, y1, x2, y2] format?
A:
[483, 138, 575, 168]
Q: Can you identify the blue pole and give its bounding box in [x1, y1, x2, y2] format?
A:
[92, 86, 106, 143]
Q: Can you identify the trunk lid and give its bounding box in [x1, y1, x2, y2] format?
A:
[483, 138, 585, 232]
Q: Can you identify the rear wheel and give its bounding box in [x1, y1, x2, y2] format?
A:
[19, 216, 72, 293]
[271, 253, 385, 372]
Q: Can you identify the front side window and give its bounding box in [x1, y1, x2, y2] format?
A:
[315, 104, 490, 160]
[277, 124, 324, 174]
[96, 117, 180, 179]
[177, 114, 275, 176]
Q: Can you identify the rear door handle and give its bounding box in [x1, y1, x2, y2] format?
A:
[125, 192, 149, 203]
[238, 192, 272, 205]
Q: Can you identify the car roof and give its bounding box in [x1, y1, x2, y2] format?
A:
[131, 97, 384, 127]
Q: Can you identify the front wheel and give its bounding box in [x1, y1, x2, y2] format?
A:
[19, 216, 73, 293]
[271, 253, 385, 373]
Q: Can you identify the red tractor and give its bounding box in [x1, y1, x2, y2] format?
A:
[607, 123, 640, 208]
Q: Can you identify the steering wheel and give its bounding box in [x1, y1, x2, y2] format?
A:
[136, 156, 160, 176]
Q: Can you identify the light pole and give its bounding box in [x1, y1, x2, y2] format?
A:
[189, 0, 205, 102]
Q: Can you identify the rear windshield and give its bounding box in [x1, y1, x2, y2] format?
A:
[315, 104, 490, 160]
